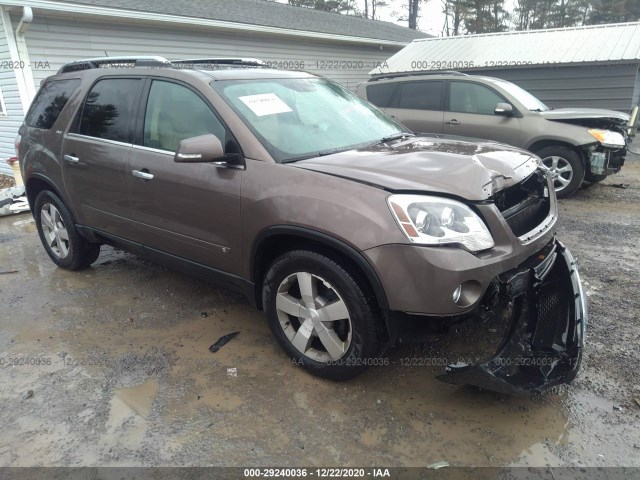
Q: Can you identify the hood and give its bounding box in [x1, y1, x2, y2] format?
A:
[540, 108, 629, 125]
[293, 137, 539, 201]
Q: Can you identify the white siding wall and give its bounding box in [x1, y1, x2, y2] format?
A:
[0, 11, 23, 175]
[22, 14, 401, 91]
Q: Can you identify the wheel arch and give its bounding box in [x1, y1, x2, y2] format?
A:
[527, 140, 587, 166]
[250, 226, 389, 315]
[25, 174, 67, 215]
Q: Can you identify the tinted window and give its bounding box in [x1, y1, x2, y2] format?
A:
[79, 78, 140, 142]
[449, 82, 506, 115]
[143, 80, 226, 152]
[26, 79, 80, 129]
[366, 83, 397, 108]
[390, 81, 443, 110]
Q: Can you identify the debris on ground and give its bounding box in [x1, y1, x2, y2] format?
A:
[427, 461, 449, 469]
[227, 367, 238, 378]
[634, 397, 640, 408]
[0, 174, 15, 189]
[209, 331, 240, 352]
[605, 183, 630, 189]
[22, 390, 34, 401]
[0, 270, 18, 274]
[0, 185, 29, 216]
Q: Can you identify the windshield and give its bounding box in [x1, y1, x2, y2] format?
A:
[492, 79, 550, 112]
[211, 78, 406, 162]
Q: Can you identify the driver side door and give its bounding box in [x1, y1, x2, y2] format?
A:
[443, 81, 523, 147]
[127, 79, 243, 276]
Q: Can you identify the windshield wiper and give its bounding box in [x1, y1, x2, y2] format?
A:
[379, 132, 415, 143]
[283, 148, 350, 164]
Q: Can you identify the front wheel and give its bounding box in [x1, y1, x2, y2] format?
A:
[536, 145, 585, 198]
[263, 250, 383, 380]
[34, 190, 101, 270]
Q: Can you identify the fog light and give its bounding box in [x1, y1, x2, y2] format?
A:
[453, 285, 462, 304]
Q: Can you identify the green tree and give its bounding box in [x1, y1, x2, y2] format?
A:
[587, 0, 640, 24]
[463, 0, 508, 33]
[442, 0, 466, 36]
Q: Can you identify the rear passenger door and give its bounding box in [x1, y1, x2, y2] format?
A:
[443, 81, 523, 146]
[62, 77, 143, 237]
[383, 80, 444, 134]
[127, 79, 242, 275]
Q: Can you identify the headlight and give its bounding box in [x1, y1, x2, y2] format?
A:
[587, 129, 625, 148]
[387, 194, 495, 251]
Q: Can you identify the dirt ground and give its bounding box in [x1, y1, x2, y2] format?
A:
[0, 162, 639, 470]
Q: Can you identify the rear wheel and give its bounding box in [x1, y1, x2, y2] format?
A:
[34, 190, 100, 270]
[536, 145, 585, 198]
[263, 250, 383, 380]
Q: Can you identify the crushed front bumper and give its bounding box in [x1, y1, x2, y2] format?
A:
[438, 240, 587, 395]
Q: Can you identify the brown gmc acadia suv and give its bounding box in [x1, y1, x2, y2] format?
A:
[17, 57, 587, 395]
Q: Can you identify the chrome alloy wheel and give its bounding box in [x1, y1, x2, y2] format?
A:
[542, 155, 574, 192]
[40, 203, 70, 259]
[275, 272, 352, 362]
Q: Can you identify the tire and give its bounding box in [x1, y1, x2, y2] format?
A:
[34, 190, 100, 270]
[263, 250, 383, 380]
[536, 145, 585, 198]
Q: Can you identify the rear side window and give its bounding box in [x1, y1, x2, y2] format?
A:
[25, 79, 80, 129]
[389, 81, 443, 111]
[79, 78, 140, 142]
[366, 83, 397, 108]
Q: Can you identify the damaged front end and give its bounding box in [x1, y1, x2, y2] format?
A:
[438, 240, 587, 395]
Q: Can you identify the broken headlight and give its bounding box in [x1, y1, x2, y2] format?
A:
[587, 129, 625, 148]
[387, 195, 495, 251]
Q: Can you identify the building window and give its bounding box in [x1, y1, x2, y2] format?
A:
[0, 86, 7, 116]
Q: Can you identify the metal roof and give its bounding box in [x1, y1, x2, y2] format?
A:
[371, 22, 640, 75]
[50, 0, 429, 44]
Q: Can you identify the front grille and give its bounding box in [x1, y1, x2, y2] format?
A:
[493, 170, 550, 237]
[531, 255, 572, 350]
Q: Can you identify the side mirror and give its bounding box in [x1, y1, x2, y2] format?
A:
[174, 134, 243, 169]
[494, 103, 513, 116]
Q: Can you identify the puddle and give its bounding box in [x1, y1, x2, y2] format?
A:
[115, 379, 159, 420]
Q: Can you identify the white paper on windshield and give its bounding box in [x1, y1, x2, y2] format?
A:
[238, 93, 293, 117]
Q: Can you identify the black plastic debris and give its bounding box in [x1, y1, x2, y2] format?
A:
[209, 331, 240, 353]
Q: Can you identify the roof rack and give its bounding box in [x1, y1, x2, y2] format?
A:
[370, 70, 468, 81]
[171, 58, 267, 68]
[58, 56, 171, 73]
[58, 56, 267, 74]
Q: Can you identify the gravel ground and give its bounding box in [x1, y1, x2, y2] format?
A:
[0, 163, 639, 471]
[0, 174, 16, 190]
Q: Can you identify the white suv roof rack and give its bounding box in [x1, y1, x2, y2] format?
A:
[58, 56, 266, 74]
[58, 56, 171, 73]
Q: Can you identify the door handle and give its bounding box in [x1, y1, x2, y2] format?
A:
[64, 154, 79, 163]
[132, 169, 154, 180]
[445, 119, 460, 126]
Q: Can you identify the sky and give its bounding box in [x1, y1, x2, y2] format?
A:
[375, 0, 446, 36]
